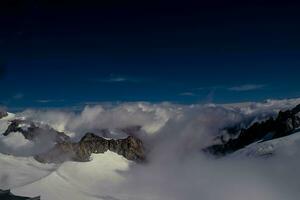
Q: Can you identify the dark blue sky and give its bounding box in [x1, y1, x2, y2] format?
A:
[1, 1, 300, 109]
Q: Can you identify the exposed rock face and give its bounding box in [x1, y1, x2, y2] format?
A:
[0, 189, 40, 200]
[204, 104, 300, 156]
[2, 120, 146, 163]
[35, 133, 145, 163]
[3, 119, 71, 143]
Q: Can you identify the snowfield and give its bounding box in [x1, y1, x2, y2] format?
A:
[231, 131, 300, 158]
[0, 153, 56, 190]
[13, 151, 131, 200]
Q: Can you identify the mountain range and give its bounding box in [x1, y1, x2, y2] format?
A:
[2, 99, 300, 199]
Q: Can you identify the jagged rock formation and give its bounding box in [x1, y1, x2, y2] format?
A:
[0, 189, 40, 200]
[204, 104, 300, 156]
[35, 133, 145, 163]
[3, 119, 71, 143]
[2, 119, 146, 163]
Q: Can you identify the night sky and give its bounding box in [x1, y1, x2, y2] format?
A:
[1, 0, 300, 109]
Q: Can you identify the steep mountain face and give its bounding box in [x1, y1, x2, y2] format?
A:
[35, 133, 145, 163]
[0, 189, 40, 200]
[1, 119, 146, 163]
[205, 104, 300, 156]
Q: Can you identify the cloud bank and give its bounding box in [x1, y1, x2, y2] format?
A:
[2, 98, 300, 200]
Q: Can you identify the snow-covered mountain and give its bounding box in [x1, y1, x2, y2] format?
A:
[205, 103, 300, 156]
[2, 99, 300, 200]
[230, 131, 300, 158]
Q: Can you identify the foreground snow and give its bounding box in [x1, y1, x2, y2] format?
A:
[12, 151, 131, 200]
[0, 153, 56, 189]
[231, 131, 300, 158]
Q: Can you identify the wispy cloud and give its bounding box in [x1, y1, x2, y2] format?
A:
[193, 86, 224, 91]
[228, 84, 266, 92]
[184, 84, 266, 99]
[91, 74, 140, 83]
[36, 99, 65, 103]
[179, 92, 196, 96]
[106, 77, 128, 82]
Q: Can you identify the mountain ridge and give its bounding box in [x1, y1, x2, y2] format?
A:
[204, 104, 300, 156]
[2, 119, 146, 163]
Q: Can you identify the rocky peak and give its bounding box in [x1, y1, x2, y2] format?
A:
[292, 104, 300, 114]
[79, 132, 102, 142]
[204, 104, 300, 156]
[35, 133, 145, 164]
[2, 119, 146, 164]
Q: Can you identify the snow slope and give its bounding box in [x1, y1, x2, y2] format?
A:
[230, 131, 300, 158]
[0, 114, 134, 199]
[0, 153, 56, 189]
[13, 151, 132, 200]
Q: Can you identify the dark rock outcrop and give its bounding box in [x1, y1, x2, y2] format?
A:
[35, 133, 145, 163]
[204, 104, 300, 156]
[0, 189, 40, 200]
[3, 119, 70, 143]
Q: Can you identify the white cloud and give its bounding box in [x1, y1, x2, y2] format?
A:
[1, 132, 33, 150]
[228, 84, 266, 91]
[2, 98, 300, 200]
